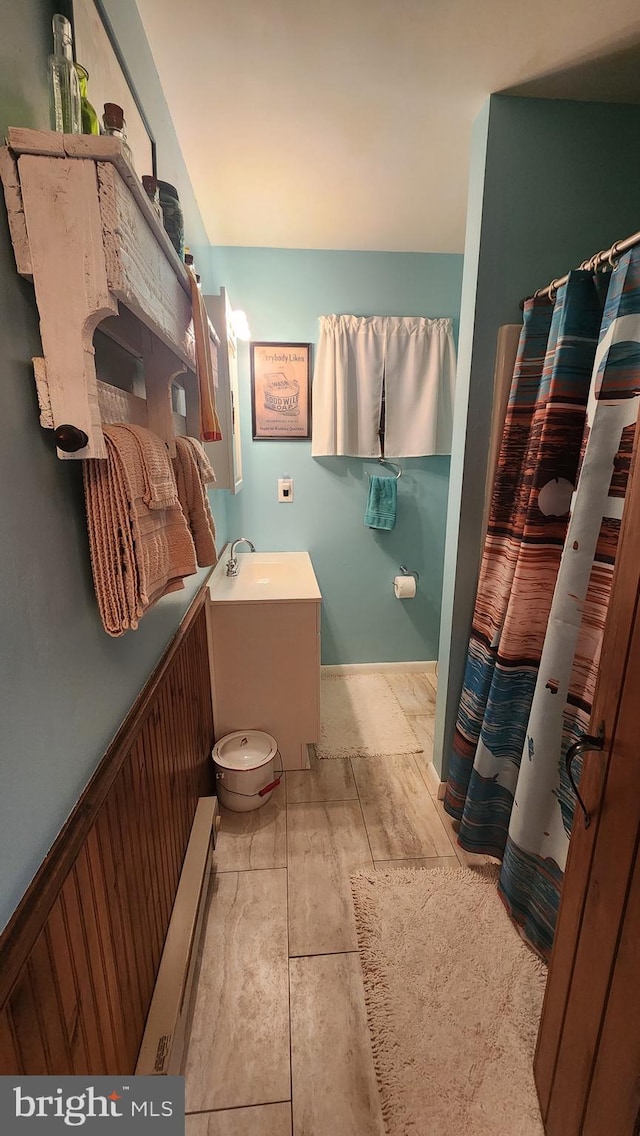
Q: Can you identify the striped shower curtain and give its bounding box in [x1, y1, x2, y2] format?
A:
[445, 248, 640, 959]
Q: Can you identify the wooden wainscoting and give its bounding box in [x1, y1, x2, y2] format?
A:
[0, 587, 214, 1075]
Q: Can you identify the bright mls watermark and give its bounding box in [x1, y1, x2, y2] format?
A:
[0, 1076, 184, 1133]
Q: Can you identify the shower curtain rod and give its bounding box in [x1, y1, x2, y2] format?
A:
[524, 226, 640, 304]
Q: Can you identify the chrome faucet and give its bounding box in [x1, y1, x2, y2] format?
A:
[226, 537, 256, 576]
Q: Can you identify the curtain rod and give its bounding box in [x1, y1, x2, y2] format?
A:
[522, 227, 640, 306]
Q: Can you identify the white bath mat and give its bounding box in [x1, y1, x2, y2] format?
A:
[351, 866, 546, 1136]
[316, 673, 422, 759]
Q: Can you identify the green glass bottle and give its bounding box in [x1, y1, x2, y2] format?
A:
[75, 64, 100, 135]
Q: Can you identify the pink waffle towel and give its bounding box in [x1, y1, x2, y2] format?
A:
[84, 424, 197, 636]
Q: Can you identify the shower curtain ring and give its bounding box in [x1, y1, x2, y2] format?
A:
[608, 241, 621, 268]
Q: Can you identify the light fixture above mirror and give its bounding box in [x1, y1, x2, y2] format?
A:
[229, 308, 251, 341]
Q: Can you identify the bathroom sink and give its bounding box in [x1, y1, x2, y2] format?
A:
[207, 551, 321, 604]
[236, 559, 297, 586]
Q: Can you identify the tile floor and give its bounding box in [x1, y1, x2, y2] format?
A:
[184, 671, 495, 1136]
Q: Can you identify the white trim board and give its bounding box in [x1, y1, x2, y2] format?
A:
[322, 661, 436, 675]
[423, 761, 446, 799]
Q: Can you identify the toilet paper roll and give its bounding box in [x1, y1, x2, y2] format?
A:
[394, 574, 416, 600]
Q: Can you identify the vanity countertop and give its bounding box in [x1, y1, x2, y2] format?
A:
[207, 551, 321, 604]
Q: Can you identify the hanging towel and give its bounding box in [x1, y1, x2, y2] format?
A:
[83, 424, 197, 636]
[173, 436, 218, 567]
[181, 435, 217, 484]
[364, 475, 397, 530]
[105, 422, 177, 509]
[187, 266, 223, 442]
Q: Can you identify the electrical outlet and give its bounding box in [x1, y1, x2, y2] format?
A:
[278, 477, 294, 502]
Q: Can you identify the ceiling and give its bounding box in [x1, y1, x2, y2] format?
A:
[136, 0, 640, 254]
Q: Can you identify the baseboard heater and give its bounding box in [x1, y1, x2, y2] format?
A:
[136, 796, 219, 1075]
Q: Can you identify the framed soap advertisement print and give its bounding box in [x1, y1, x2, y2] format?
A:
[250, 342, 312, 440]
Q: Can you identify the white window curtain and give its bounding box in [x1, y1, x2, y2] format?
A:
[311, 314, 456, 458]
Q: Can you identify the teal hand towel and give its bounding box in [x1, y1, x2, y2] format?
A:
[364, 475, 397, 530]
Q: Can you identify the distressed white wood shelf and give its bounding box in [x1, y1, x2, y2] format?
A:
[0, 128, 218, 459]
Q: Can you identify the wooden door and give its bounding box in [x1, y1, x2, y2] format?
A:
[534, 441, 640, 1135]
[581, 846, 640, 1135]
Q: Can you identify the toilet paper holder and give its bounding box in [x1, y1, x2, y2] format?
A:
[399, 564, 419, 582]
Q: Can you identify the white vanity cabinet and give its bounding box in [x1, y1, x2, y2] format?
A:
[205, 552, 321, 770]
[204, 288, 243, 493]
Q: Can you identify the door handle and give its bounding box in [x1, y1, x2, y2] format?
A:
[565, 725, 605, 829]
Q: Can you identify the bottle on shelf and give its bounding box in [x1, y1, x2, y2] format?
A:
[48, 13, 81, 134]
[74, 64, 99, 135]
[183, 249, 201, 285]
[102, 103, 134, 168]
[142, 175, 164, 222]
[157, 180, 185, 260]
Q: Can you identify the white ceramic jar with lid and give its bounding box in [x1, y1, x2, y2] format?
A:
[212, 730, 281, 812]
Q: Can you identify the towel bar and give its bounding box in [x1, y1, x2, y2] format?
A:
[366, 457, 402, 479]
[54, 424, 89, 452]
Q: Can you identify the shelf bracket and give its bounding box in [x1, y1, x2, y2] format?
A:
[18, 154, 118, 458]
[141, 327, 188, 456]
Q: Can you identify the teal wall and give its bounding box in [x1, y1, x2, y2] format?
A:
[209, 247, 463, 664]
[435, 94, 640, 778]
[0, 0, 213, 931]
